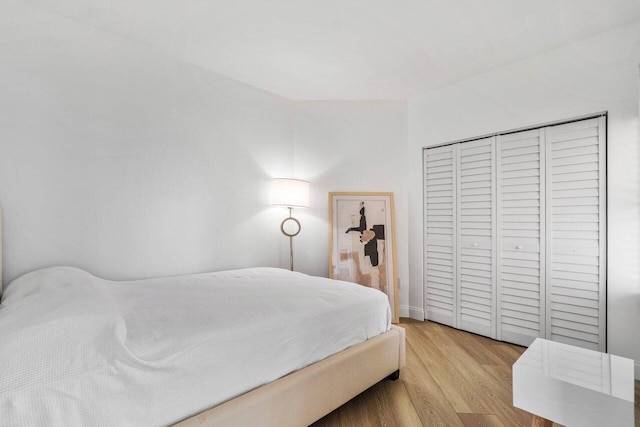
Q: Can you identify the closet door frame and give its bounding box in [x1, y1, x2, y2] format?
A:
[423, 112, 607, 350]
[598, 116, 607, 352]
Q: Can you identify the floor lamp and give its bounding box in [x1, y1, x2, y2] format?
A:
[272, 178, 309, 271]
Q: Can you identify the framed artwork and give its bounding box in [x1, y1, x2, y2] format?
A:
[329, 192, 399, 323]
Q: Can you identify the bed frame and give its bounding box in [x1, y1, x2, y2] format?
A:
[0, 204, 406, 426]
[175, 325, 405, 426]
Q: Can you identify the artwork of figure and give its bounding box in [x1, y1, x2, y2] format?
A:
[330, 192, 397, 323]
[338, 201, 387, 294]
[345, 203, 384, 267]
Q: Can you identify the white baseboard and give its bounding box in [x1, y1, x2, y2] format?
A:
[635, 361, 640, 381]
[408, 306, 424, 321]
[399, 305, 410, 318]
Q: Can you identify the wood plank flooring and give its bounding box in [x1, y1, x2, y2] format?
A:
[313, 318, 640, 427]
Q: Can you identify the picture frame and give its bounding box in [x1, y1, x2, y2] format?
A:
[329, 192, 399, 324]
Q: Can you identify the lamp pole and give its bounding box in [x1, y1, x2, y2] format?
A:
[288, 208, 294, 271]
[280, 207, 301, 271]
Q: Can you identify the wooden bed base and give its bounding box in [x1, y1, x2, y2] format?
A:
[175, 325, 406, 427]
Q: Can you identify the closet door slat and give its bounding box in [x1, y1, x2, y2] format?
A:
[424, 145, 457, 327]
[456, 137, 496, 338]
[497, 129, 545, 347]
[545, 116, 606, 351]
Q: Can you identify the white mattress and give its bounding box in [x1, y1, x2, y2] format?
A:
[0, 267, 391, 426]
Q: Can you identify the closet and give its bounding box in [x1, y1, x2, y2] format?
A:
[423, 115, 606, 351]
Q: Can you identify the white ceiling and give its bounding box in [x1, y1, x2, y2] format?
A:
[17, 0, 640, 99]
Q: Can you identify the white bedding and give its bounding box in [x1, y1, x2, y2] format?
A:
[0, 267, 390, 426]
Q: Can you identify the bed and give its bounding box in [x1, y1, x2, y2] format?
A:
[0, 207, 405, 426]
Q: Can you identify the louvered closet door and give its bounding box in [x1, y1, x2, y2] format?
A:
[424, 145, 457, 327]
[456, 138, 496, 338]
[545, 117, 606, 351]
[496, 130, 545, 347]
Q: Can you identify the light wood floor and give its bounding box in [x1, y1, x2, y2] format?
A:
[313, 318, 640, 427]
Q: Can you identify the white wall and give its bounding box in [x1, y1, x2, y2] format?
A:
[408, 21, 640, 375]
[292, 101, 410, 316]
[0, 2, 410, 293]
[0, 3, 411, 302]
[0, 2, 295, 284]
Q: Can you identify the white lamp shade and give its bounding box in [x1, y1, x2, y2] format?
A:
[272, 178, 310, 208]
